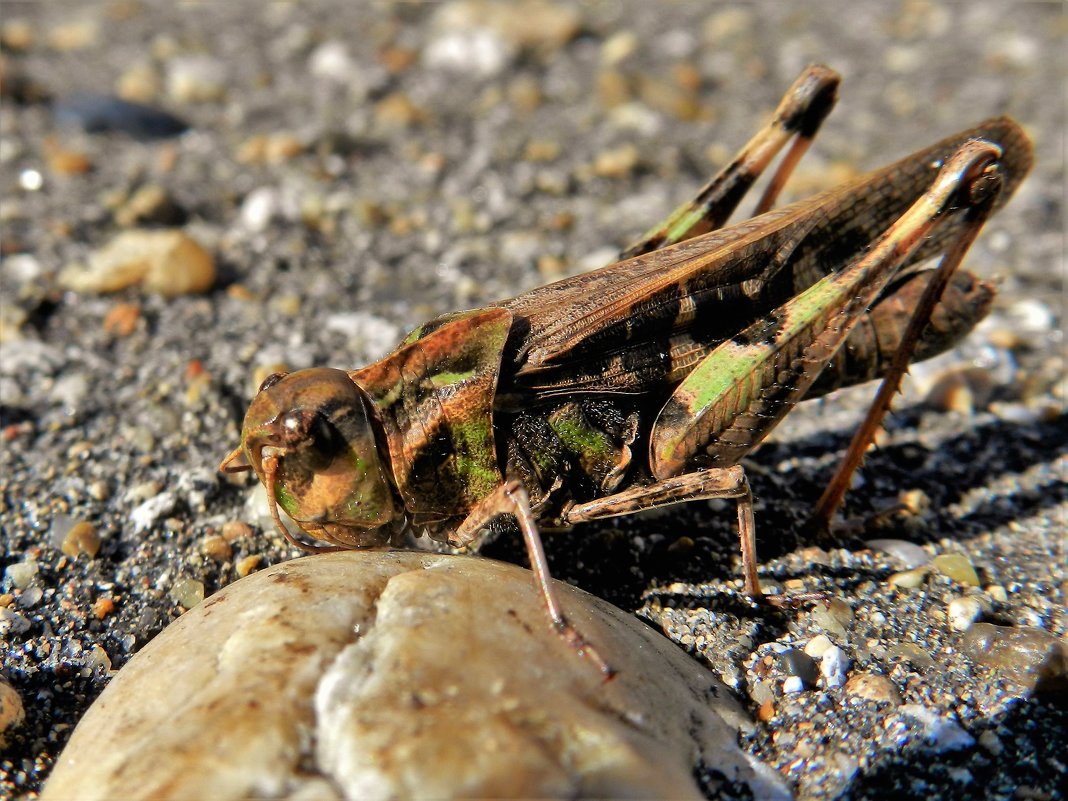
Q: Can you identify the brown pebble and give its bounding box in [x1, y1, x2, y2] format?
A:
[536, 255, 565, 280]
[844, 673, 902, 705]
[48, 20, 99, 51]
[226, 283, 255, 301]
[524, 139, 561, 162]
[264, 133, 303, 164]
[0, 594, 13, 608]
[236, 133, 304, 165]
[221, 521, 254, 542]
[184, 361, 212, 406]
[114, 185, 184, 227]
[672, 62, 703, 93]
[46, 146, 93, 176]
[374, 93, 427, 128]
[507, 76, 543, 113]
[799, 546, 832, 565]
[59, 230, 215, 297]
[200, 535, 233, 562]
[596, 69, 631, 108]
[155, 144, 178, 173]
[666, 536, 695, 556]
[592, 144, 639, 179]
[898, 488, 931, 516]
[379, 45, 418, 74]
[757, 698, 775, 721]
[102, 302, 141, 337]
[546, 211, 574, 231]
[0, 678, 26, 748]
[235, 134, 268, 164]
[925, 372, 975, 414]
[986, 328, 1025, 350]
[638, 76, 702, 121]
[235, 554, 264, 578]
[61, 521, 101, 558]
[1, 19, 34, 51]
[115, 63, 161, 103]
[92, 596, 115, 620]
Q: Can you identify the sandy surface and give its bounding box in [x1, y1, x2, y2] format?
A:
[1, 3, 1064, 799]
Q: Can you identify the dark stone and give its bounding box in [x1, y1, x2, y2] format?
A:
[52, 94, 188, 139]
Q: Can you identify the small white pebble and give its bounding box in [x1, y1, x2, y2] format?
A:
[804, 634, 833, 659]
[820, 646, 850, 689]
[899, 704, 975, 752]
[19, 168, 43, 191]
[978, 729, 1003, 755]
[4, 561, 37, 589]
[0, 607, 30, 637]
[889, 567, 930, 589]
[130, 492, 178, 533]
[866, 538, 930, 569]
[16, 586, 43, 608]
[985, 585, 1009, 604]
[948, 596, 983, 632]
[782, 676, 805, 694]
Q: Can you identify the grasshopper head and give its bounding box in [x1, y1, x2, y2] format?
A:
[226, 367, 398, 548]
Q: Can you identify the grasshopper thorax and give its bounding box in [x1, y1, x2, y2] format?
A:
[239, 367, 398, 546]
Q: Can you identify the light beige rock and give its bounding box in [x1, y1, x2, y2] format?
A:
[58, 230, 214, 297]
[43, 552, 787, 801]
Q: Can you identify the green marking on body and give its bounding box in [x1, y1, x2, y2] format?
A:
[683, 271, 855, 413]
[450, 416, 500, 499]
[430, 367, 477, 386]
[400, 325, 425, 346]
[275, 484, 300, 517]
[664, 207, 708, 246]
[548, 405, 613, 462]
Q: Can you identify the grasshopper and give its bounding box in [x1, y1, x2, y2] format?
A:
[220, 65, 1032, 676]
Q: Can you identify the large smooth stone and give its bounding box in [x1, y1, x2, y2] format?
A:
[43, 552, 787, 800]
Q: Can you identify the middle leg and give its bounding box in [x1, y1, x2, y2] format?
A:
[559, 465, 821, 605]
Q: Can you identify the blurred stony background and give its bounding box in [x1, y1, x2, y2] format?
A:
[0, 2, 1064, 799]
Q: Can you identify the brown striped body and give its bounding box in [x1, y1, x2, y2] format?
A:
[484, 119, 1026, 516]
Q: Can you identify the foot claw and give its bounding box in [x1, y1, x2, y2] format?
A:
[555, 616, 616, 680]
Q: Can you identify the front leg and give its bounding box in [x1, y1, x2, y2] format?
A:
[452, 480, 615, 679]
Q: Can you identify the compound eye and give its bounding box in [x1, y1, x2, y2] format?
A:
[279, 409, 342, 456]
[307, 411, 342, 454]
[259, 371, 288, 392]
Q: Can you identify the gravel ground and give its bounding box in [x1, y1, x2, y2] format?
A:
[1, 2, 1064, 799]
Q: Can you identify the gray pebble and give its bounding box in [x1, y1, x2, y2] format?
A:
[4, 560, 38, 589]
[867, 538, 931, 569]
[819, 646, 850, 689]
[130, 492, 178, 533]
[961, 621, 1068, 697]
[898, 704, 975, 752]
[948, 596, 984, 631]
[779, 648, 819, 689]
